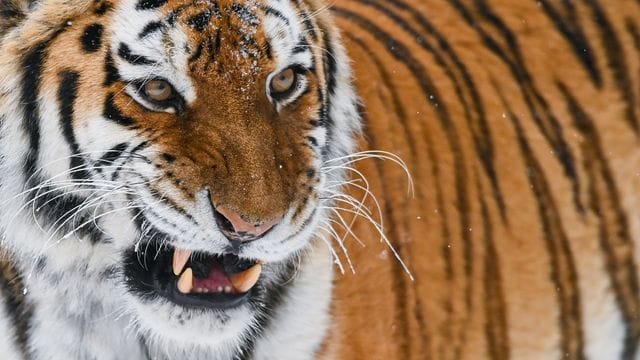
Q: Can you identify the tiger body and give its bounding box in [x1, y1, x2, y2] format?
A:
[325, 1, 640, 359]
[0, 0, 639, 359]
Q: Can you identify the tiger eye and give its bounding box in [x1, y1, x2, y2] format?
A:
[271, 68, 296, 94]
[144, 80, 174, 102]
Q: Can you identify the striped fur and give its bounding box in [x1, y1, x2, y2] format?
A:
[0, 0, 640, 359]
[322, 0, 640, 359]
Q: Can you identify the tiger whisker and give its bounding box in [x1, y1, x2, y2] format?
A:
[318, 223, 356, 274]
[317, 232, 345, 275]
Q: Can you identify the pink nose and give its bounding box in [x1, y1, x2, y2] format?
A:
[214, 205, 281, 241]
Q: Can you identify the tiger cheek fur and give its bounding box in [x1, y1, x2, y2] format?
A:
[0, 0, 358, 358]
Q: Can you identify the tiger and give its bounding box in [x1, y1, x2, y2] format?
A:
[0, 0, 638, 358]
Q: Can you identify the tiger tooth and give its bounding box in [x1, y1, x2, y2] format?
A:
[177, 268, 193, 294]
[224, 286, 232, 293]
[229, 263, 262, 293]
[172, 249, 192, 276]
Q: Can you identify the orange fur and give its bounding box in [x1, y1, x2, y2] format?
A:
[322, 0, 640, 358]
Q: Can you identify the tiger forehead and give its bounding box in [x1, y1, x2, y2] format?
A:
[159, 0, 271, 77]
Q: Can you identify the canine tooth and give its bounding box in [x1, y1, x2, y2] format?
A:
[217, 286, 223, 293]
[173, 249, 192, 276]
[177, 268, 193, 294]
[230, 263, 262, 293]
[224, 286, 232, 293]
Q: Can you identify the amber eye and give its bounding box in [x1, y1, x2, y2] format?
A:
[270, 68, 296, 95]
[144, 80, 174, 102]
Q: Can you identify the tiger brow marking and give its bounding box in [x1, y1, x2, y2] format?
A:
[559, 82, 640, 359]
[117, 43, 157, 66]
[136, 0, 167, 11]
[138, 21, 165, 39]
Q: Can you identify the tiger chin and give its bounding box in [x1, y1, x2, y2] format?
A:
[0, 0, 359, 358]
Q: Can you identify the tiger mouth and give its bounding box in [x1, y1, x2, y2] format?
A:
[124, 243, 263, 310]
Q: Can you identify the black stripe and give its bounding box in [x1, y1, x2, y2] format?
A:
[230, 3, 259, 26]
[58, 71, 90, 180]
[537, 0, 602, 86]
[0, 256, 32, 359]
[117, 43, 156, 66]
[138, 21, 165, 39]
[97, 142, 128, 169]
[188, 41, 205, 64]
[335, 8, 473, 358]
[94, 1, 111, 15]
[104, 52, 121, 86]
[477, 178, 509, 360]
[321, 31, 337, 96]
[359, 109, 414, 358]
[496, 84, 585, 359]
[264, 6, 290, 26]
[449, 0, 583, 214]
[103, 93, 135, 127]
[81, 23, 104, 53]
[344, 33, 440, 357]
[370, 0, 507, 222]
[111, 141, 150, 181]
[292, 37, 309, 54]
[187, 11, 212, 32]
[559, 82, 640, 359]
[20, 40, 103, 244]
[584, 0, 639, 133]
[136, 0, 167, 10]
[300, 10, 317, 41]
[21, 43, 48, 179]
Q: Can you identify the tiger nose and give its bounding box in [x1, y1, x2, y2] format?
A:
[214, 205, 281, 241]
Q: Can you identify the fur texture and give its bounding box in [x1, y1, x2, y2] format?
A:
[0, 0, 358, 358]
[2, 0, 640, 359]
[323, 0, 640, 359]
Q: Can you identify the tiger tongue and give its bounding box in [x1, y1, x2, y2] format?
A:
[190, 262, 262, 293]
[193, 262, 233, 291]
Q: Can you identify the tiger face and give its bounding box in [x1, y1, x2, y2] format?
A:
[0, 0, 358, 355]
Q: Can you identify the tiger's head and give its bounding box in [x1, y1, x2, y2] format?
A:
[0, 0, 359, 355]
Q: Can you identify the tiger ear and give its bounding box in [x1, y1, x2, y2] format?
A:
[0, 0, 31, 38]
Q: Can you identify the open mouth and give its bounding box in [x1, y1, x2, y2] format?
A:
[124, 243, 263, 310]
